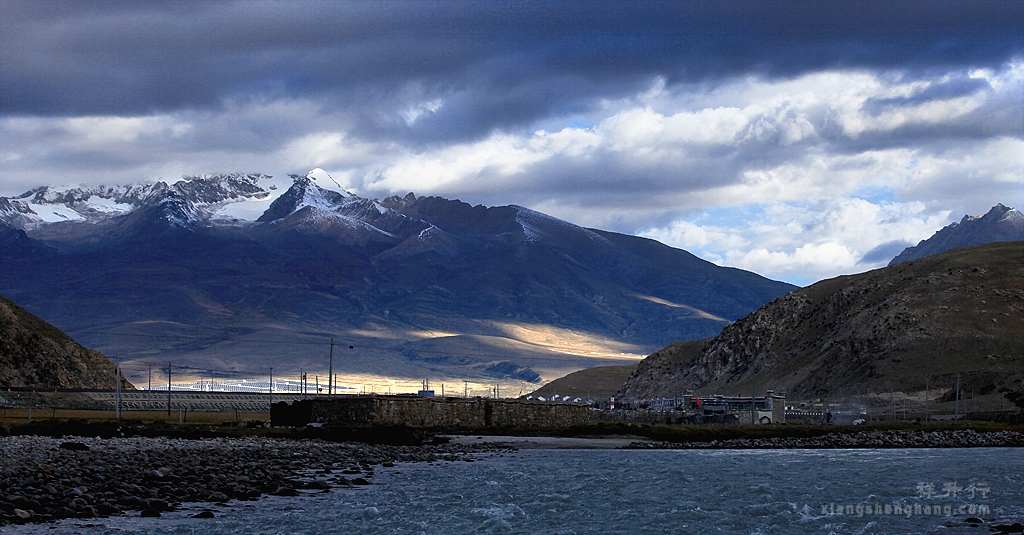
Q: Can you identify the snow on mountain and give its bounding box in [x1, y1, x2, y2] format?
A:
[3, 170, 636, 253]
[1, 174, 274, 228]
[3, 170, 412, 242]
[514, 205, 612, 247]
[170, 173, 271, 206]
[305, 167, 350, 195]
[211, 193, 283, 222]
[22, 201, 87, 223]
[1, 184, 147, 227]
[999, 208, 1024, 224]
[256, 170, 366, 224]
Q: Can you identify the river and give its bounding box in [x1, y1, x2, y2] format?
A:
[2, 447, 1021, 534]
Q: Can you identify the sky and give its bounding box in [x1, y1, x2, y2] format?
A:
[1, 1, 1022, 286]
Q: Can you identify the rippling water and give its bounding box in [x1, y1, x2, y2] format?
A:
[4, 447, 1022, 534]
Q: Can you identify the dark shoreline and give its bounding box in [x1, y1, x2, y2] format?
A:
[0, 434, 507, 527]
[624, 428, 1024, 449]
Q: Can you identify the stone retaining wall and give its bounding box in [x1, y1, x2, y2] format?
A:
[278, 396, 596, 429]
[271, 395, 789, 429]
[372, 397, 486, 427]
[487, 400, 593, 428]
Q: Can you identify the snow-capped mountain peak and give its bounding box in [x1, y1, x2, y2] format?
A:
[889, 203, 1024, 265]
[0, 173, 273, 229]
[255, 173, 361, 223]
[305, 168, 351, 196]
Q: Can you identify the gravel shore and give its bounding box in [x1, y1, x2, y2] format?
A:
[0, 435, 506, 526]
[626, 429, 1024, 449]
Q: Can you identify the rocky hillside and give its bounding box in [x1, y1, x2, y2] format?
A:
[618, 241, 1024, 401]
[890, 203, 1023, 265]
[0, 294, 131, 389]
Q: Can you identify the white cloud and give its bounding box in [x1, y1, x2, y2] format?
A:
[278, 131, 381, 173]
[641, 220, 749, 251]
[63, 115, 188, 144]
[1, 61, 1020, 285]
[642, 198, 953, 285]
[368, 133, 551, 193]
[732, 242, 858, 282]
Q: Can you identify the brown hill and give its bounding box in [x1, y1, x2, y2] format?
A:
[0, 294, 132, 389]
[618, 241, 1024, 401]
[528, 364, 637, 402]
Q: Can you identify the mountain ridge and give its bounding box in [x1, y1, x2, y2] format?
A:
[1, 171, 796, 388]
[890, 203, 1024, 265]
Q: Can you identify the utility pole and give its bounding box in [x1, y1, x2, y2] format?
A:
[751, 376, 756, 425]
[328, 339, 334, 397]
[115, 354, 121, 420]
[167, 362, 172, 417]
[464, 381, 469, 398]
[925, 376, 929, 422]
[148, 364, 152, 408]
[269, 367, 274, 409]
[955, 373, 961, 422]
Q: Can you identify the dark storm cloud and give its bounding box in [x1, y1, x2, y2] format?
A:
[2, 0, 1021, 144]
[862, 74, 991, 112]
[1, 1, 1021, 288]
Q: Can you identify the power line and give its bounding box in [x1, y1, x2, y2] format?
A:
[68, 329, 643, 364]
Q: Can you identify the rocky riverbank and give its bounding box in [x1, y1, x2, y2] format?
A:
[626, 429, 1024, 449]
[0, 435, 507, 526]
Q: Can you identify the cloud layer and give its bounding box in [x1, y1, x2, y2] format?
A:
[1, 1, 1022, 285]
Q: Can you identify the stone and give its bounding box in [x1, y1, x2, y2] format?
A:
[140, 508, 161, 518]
[0, 433, 509, 525]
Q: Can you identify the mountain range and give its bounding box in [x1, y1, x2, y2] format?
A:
[0, 171, 795, 390]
